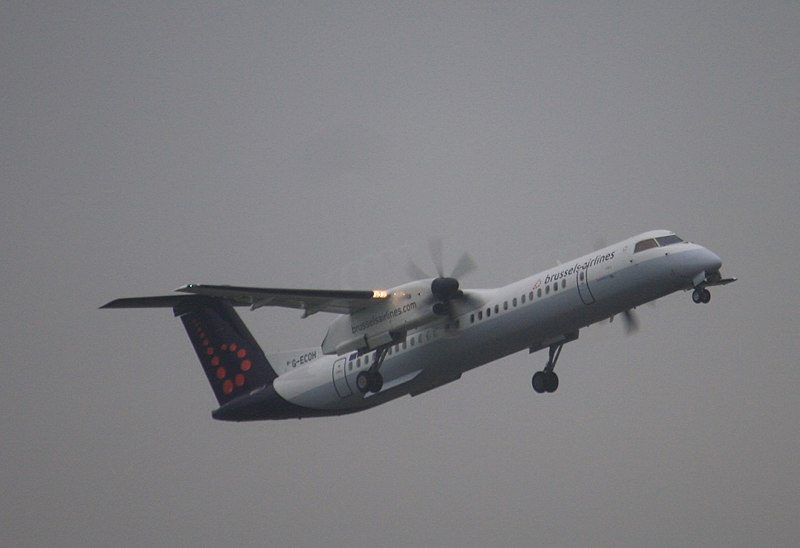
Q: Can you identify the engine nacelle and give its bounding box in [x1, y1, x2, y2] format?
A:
[321, 280, 439, 355]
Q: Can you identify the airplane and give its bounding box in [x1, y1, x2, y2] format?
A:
[101, 230, 736, 421]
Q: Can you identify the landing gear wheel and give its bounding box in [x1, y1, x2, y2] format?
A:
[356, 371, 371, 393]
[356, 371, 383, 394]
[532, 371, 559, 393]
[693, 288, 711, 304]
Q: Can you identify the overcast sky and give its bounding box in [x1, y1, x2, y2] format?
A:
[2, 2, 799, 546]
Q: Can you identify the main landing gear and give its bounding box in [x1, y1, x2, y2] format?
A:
[532, 343, 562, 394]
[356, 346, 388, 394]
[692, 287, 711, 304]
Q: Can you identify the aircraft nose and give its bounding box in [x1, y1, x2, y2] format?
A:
[677, 246, 724, 286]
[702, 248, 723, 273]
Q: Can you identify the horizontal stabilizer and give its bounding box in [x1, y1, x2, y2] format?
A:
[100, 295, 222, 309]
[102, 294, 278, 407]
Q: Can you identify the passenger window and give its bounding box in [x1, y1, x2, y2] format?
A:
[579, 271, 584, 281]
[410, 337, 415, 347]
[486, 308, 491, 318]
[546, 285, 550, 294]
[478, 311, 483, 320]
[529, 291, 534, 301]
[494, 305, 499, 314]
[504, 301, 508, 311]
[521, 294, 526, 304]
[553, 283, 558, 292]
[537, 288, 542, 298]
[512, 298, 517, 307]
[562, 279, 566, 289]
[634, 238, 658, 253]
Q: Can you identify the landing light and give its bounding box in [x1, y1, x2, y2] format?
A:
[372, 290, 389, 299]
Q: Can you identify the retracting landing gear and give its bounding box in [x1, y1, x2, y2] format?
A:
[532, 343, 562, 394]
[356, 346, 388, 394]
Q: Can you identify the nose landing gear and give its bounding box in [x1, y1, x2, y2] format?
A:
[692, 270, 737, 304]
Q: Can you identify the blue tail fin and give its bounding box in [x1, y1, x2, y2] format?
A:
[173, 297, 277, 405]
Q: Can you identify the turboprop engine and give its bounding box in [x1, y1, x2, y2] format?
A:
[320, 277, 476, 356]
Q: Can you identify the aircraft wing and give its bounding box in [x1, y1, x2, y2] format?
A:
[174, 283, 387, 316]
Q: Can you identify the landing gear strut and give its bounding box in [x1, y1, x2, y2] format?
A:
[356, 346, 388, 394]
[532, 343, 562, 394]
[692, 287, 711, 304]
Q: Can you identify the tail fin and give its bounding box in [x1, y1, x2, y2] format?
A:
[172, 297, 278, 405]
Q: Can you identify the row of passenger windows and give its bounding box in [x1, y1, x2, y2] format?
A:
[468, 278, 568, 325]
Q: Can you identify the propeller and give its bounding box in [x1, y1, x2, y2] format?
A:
[407, 239, 479, 318]
[621, 309, 639, 334]
[406, 259, 429, 281]
[610, 308, 639, 335]
[407, 239, 477, 282]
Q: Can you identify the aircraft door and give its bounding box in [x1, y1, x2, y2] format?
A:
[576, 268, 595, 305]
[332, 357, 352, 398]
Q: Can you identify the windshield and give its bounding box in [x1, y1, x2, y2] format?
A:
[634, 234, 683, 253]
[634, 238, 658, 253]
[656, 235, 683, 247]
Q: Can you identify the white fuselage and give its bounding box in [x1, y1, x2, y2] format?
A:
[270, 230, 723, 414]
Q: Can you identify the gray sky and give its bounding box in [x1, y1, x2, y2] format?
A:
[2, 2, 799, 546]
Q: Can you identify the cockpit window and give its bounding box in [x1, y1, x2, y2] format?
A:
[634, 234, 684, 253]
[634, 238, 658, 253]
[656, 235, 683, 247]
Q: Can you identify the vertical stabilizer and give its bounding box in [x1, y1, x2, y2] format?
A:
[173, 298, 277, 405]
